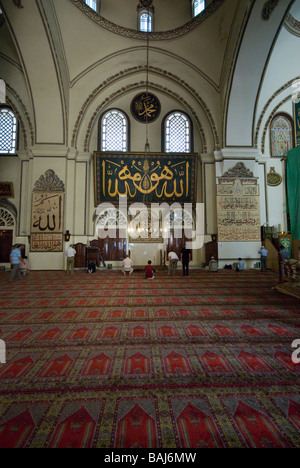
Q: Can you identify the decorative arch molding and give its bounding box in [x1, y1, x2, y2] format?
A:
[5, 83, 35, 149]
[254, 77, 298, 152]
[70, 46, 218, 91]
[83, 82, 214, 153]
[284, 13, 300, 37]
[72, 67, 219, 152]
[68, 0, 225, 41]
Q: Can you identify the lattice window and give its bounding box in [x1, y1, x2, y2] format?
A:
[100, 110, 128, 152]
[270, 114, 293, 157]
[164, 112, 191, 153]
[0, 108, 17, 154]
[193, 0, 205, 17]
[0, 208, 15, 227]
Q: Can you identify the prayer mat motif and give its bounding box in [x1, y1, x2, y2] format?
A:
[81, 350, 115, 378]
[183, 323, 208, 337]
[47, 399, 105, 448]
[36, 328, 63, 342]
[154, 308, 172, 318]
[130, 308, 149, 318]
[7, 328, 33, 342]
[67, 326, 92, 341]
[83, 310, 104, 320]
[111, 397, 161, 448]
[122, 349, 153, 377]
[127, 324, 150, 339]
[213, 324, 236, 337]
[237, 350, 274, 374]
[108, 309, 126, 319]
[169, 396, 226, 448]
[221, 395, 292, 448]
[38, 353, 76, 379]
[0, 402, 50, 448]
[0, 355, 34, 380]
[97, 324, 122, 340]
[161, 349, 194, 376]
[273, 349, 300, 373]
[240, 324, 265, 337]
[196, 349, 234, 374]
[156, 323, 179, 338]
[271, 394, 300, 432]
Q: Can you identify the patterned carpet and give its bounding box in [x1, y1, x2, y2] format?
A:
[0, 268, 300, 448]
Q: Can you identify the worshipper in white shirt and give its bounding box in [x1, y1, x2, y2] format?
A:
[168, 250, 179, 276]
[66, 245, 76, 274]
[122, 254, 134, 276]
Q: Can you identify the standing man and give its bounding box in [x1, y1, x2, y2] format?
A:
[258, 246, 268, 272]
[181, 246, 191, 276]
[66, 244, 76, 274]
[279, 245, 290, 280]
[99, 248, 106, 268]
[9, 244, 23, 281]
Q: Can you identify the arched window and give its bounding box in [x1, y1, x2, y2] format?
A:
[270, 113, 294, 157]
[139, 12, 153, 32]
[163, 111, 192, 153]
[0, 107, 18, 154]
[193, 0, 205, 17]
[85, 0, 98, 12]
[100, 109, 129, 152]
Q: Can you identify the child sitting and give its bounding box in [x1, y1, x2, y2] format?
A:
[145, 260, 155, 280]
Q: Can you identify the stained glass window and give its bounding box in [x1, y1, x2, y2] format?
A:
[164, 112, 192, 153]
[100, 110, 128, 152]
[0, 108, 18, 154]
[270, 114, 293, 157]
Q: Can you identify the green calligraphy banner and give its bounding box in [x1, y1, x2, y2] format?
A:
[94, 152, 197, 205]
[293, 100, 300, 147]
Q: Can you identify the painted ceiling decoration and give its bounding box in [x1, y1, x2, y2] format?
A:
[262, 0, 279, 21]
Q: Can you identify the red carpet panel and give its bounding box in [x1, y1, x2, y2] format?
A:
[0, 269, 300, 448]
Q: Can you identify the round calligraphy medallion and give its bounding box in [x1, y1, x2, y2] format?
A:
[267, 170, 282, 186]
[131, 92, 161, 124]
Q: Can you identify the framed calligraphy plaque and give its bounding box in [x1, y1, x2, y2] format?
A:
[131, 93, 161, 123]
[94, 152, 197, 206]
[30, 170, 65, 252]
[217, 163, 261, 242]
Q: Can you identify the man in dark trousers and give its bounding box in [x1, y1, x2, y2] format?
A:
[181, 246, 191, 276]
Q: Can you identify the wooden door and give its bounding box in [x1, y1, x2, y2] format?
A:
[0, 230, 13, 262]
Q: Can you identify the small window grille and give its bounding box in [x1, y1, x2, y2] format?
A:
[101, 110, 128, 152]
[0, 108, 17, 154]
[165, 112, 191, 153]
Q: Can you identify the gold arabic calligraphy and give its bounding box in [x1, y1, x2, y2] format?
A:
[103, 159, 190, 199]
[132, 93, 160, 123]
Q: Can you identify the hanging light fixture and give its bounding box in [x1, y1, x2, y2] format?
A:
[144, 2, 151, 153]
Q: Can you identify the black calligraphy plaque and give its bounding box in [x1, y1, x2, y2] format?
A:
[94, 152, 197, 206]
[131, 93, 161, 123]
